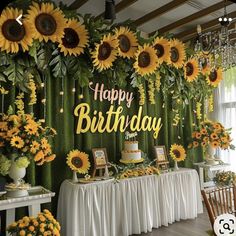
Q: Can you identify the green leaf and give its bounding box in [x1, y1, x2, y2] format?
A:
[4, 61, 24, 85]
[49, 50, 67, 78]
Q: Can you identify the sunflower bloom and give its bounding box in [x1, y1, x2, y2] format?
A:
[169, 39, 186, 68]
[66, 150, 90, 174]
[59, 18, 89, 56]
[153, 37, 171, 64]
[169, 144, 186, 162]
[92, 34, 118, 71]
[10, 136, 24, 149]
[115, 27, 138, 58]
[206, 68, 223, 87]
[26, 2, 66, 42]
[133, 44, 159, 76]
[0, 7, 33, 53]
[184, 58, 200, 82]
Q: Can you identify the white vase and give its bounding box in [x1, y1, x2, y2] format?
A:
[174, 161, 179, 171]
[8, 162, 26, 186]
[72, 171, 78, 183]
[205, 145, 218, 165]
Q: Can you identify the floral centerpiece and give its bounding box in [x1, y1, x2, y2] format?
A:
[189, 120, 235, 164]
[7, 209, 60, 236]
[169, 144, 186, 170]
[213, 171, 236, 187]
[0, 112, 56, 174]
[66, 149, 91, 182]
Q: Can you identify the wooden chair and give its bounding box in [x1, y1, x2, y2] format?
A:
[202, 185, 236, 232]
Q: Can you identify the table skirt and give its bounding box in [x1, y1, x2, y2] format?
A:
[57, 168, 203, 236]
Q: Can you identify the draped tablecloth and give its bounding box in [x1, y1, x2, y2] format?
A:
[57, 168, 203, 236]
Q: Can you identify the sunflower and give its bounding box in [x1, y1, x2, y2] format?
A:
[7, 127, 19, 138]
[206, 68, 223, 87]
[169, 39, 186, 68]
[133, 44, 159, 76]
[26, 2, 66, 42]
[201, 141, 207, 147]
[92, 34, 118, 71]
[203, 137, 209, 143]
[169, 144, 186, 162]
[66, 150, 90, 174]
[34, 150, 44, 162]
[210, 133, 218, 140]
[200, 128, 207, 135]
[24, 122, 38, 135]
[120, 172, 129, 179]
[0, 7, 33, 53]
[0, 122, 7, 131]
[153, 37, 171, 64]
[30, 141, 40, 154]
[41, 137, 51, 150]
[45, 154, 56, 162]
[211, 141, 219, 148]
[10, 136, 24, 149]
[115, 27, 138, 58]
[193, 141, 199, 148]
[59, 18, 89, 56]
[184, 58, 200, 82]
[195, 132, 201, 139]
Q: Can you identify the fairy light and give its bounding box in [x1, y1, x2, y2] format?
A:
[72, 88, 76, 93]
[41, 83, 45, 88]
[60, 108, 64, 113]
[79, 94, 84, 99]
[60, 77, 64, 114]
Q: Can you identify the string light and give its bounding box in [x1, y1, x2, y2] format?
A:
[59, 91, 64, 96]
[72, 88, 76, 93]
[60, 108, 64, 113]
[41, 83, 45, 88]
[79, 94, 84, 99]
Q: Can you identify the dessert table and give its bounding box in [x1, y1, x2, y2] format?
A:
[57, 168, 203, 236]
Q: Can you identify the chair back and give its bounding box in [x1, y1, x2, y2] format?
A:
[202, 185, 236, 228]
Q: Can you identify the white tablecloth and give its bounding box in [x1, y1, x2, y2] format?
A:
[57, 168, 203, 236]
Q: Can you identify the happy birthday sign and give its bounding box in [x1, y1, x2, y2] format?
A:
[74, 82, 162, 139]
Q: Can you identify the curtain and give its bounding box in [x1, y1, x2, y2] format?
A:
[213, 67, 236, 170]
[1, 73, 203, 216]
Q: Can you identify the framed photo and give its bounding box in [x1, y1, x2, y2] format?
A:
[154, 146, 168, 163]
[92, 148, 108, 167]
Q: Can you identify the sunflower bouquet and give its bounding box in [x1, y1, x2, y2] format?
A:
[213, 171, 236, 187]
[0, 112, 57, 176]
[189, 120, 235, 150]
[7, 209, 60, 236]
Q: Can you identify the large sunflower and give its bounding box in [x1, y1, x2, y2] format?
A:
[92, 34, 118, 71]
[59, 18, 89, 56]
[133, 44, 159, 76]
[115, 27, 138, 58]
[66, 150, 90, 174]
[169, 144, 186, 162]
[153, 37, 171, 64]
[169, 39, 186, 68]
[0, 7, 33, 53]
[184, 58, 200, 82]
[26, 2, 66, 42]
[206, 68, 223, 87]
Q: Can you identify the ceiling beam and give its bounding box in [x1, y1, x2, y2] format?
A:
[150, 1, 233, 36]
[68, 0, 89, 10]
[134, 0, 188, 27]
[95, 0, 138, 20]
[175, 10, 236, 41]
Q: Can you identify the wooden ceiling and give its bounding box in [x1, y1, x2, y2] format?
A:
[62, 0, 236, 42]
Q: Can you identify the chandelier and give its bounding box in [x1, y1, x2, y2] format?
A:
[194, 0, 236, 71]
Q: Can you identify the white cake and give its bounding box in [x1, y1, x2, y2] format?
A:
[121, 141, 142, 162]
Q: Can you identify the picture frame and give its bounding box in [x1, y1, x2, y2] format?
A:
[92, 148, 110, 177]
[154, 146, 169, 170]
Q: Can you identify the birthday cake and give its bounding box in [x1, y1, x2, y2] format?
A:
[120, 132, 144, 164]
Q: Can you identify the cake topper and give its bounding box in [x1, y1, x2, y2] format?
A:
[125, 131, 138, 141]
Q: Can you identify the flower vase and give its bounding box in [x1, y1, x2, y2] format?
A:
[6, 160, 28, 198]
[174, 161, 179, 171]
[104, 165, 109, 178]
[205, 145, 218, 165]
[72, 171, 78, 183]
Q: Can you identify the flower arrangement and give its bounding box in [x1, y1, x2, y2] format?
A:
[118, 166, 160, 179]
[189, 120, 235, 150]
[66, 150, 90, 174]
[0, 109, 57, 176]
[7, 209, 60, 236]
[169, 144, 186, 162]
[213, 171, 236, 187]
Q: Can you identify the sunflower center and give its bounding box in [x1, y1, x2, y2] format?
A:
[2, 19, 25, 42]
[170, 47, 179, 63]
[98, 42, 112, 60]
[118, 34, 131, 53]
[154, 44, 164, 58]
[62, 28, 80, 48]
[138, 51, 150, 68]
[71, 157, 83, 168]
[35, 13, 57, 36]
[209, 70, 217, 82]
[186, 62, 194, 76]
[173, 150, 181, 158]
